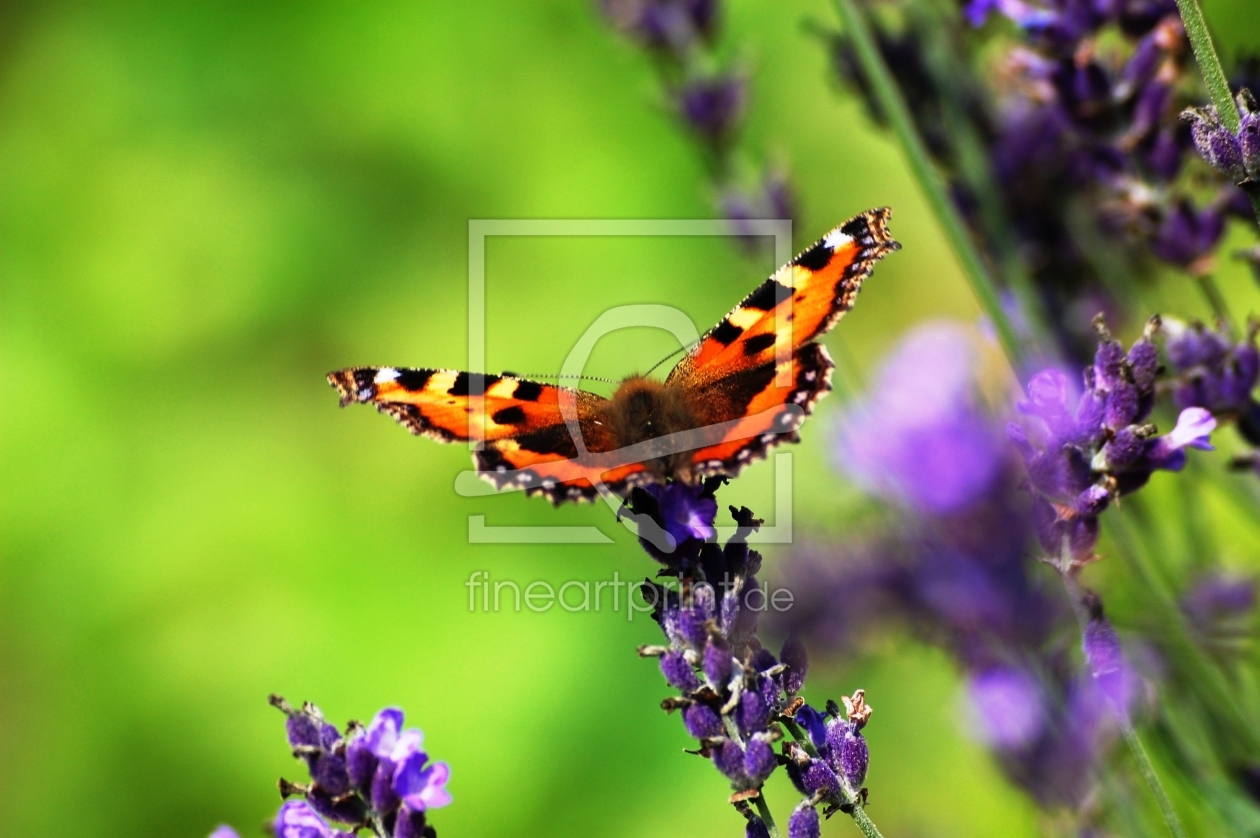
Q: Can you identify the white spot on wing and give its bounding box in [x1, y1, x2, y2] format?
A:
[374, 368, 401, 384]
[823, 229, 854, 250]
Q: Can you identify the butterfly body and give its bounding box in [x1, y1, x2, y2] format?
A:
[329, 208, 900, 504]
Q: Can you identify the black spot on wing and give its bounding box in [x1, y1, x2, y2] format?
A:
[741, 333, 777, 356]
[395, 369, 434, 391]
[710, 319, 743, 346]
[512, 380, 544, 402]
[516, 424, 579, 458]
[492, 406, 527, 426]
[793, 240, 833, 271]
[448, 372, 500, 397]
[744, 280, 792, 311]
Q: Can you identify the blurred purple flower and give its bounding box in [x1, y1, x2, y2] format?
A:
[835, 322, 1005, 514]
[599, 0, 717, 55]
[208, 828, 240, 838]
[676, 74, 745, 145]
[1082, 593, 1137, 709]
[967, 667, 1047, 748]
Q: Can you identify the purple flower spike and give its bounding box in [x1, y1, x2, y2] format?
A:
[209, 827, 241, 838]
[788, 804, 821, 838]
[393, 752, 452, 811]
[273, 800, 353, 838]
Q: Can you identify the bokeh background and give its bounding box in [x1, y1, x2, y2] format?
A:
[2, 1, 1260, 835]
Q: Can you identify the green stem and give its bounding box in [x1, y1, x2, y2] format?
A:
[1107, 509, 1260, 754]
[1058, 568, 1189, 838]
[1174, 0, 1239, 133]
[1116, 711, 1191, 838]
[830, 0, 1027, 372]
[753, 793, 783, 838]
[1195, 274, 1235, 334]
[1174, 0, 1260, 224]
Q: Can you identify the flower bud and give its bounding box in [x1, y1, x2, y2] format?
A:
[788, 804, 821, 838]
[660, 649, 700, 692]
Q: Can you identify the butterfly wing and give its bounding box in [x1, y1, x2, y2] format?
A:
[328, 367, 647, 504]
[666, 208, 899, 476]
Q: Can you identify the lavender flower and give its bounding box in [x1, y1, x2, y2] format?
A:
[834, 321, 1005, 514]
[1009, 317, 1215, 566]
[209, 828, 241, 838]
[1183, 89, 1260, 187]
[1182, 574, 1259, 664]
[598, 0, 797, 246]
[628, 482, 875, 829]
[824, 3, 1244, 357]
[269, 697, 448, 838]
[1162, 317, 1260, 423]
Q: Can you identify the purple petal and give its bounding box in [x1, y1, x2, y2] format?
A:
[393, 751, 452, 811]
[273, 799, 351, 838]
[1168, 407, 1217, 451]
[365, 707, 405, 759]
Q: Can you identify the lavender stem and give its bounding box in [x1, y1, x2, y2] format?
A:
[1115, 711, 1190, 838]
[752, 793, 783, 838]
[1174, 0, 1260, 225]
[1195, 274, 1236, 336]
[830, 0, 1028, 371]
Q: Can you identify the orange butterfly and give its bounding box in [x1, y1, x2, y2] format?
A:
[329, 208, 899, 504]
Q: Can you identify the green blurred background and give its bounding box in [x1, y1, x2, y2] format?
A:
[2, 1, 1260, 835]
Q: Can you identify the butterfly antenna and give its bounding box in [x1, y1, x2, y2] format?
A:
[500, 372, 620, 385]
[643, 342, 694, 378]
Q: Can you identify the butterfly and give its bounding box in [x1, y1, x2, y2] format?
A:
[328, 208, 899, 504]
